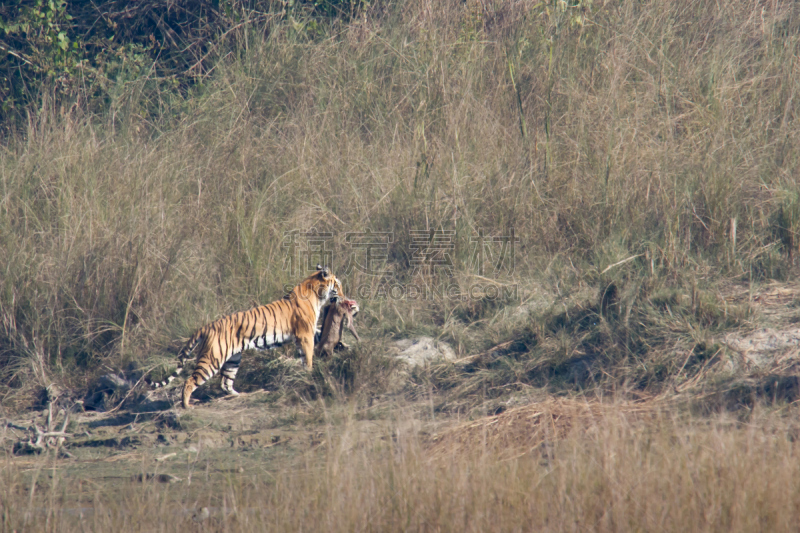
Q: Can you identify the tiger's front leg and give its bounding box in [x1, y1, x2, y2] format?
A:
[296, 335, 315, 371]
[220, 352, 241, 396]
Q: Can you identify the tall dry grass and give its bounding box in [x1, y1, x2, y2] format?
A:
[3, 402, 800, 531]
[1, 0, 799, 405]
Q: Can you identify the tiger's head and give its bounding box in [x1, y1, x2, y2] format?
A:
[292, 265, 342, 307]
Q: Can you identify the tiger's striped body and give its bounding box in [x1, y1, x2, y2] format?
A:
[150, 268, 342, 408]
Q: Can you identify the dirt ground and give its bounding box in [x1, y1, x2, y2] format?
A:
[1, 390, 405, 515]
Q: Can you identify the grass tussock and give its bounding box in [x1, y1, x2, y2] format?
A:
[415, 273, 758, 415]
[230, 341, 403, 401]
[4, 403, 800, 531]
[1, 0, 800, 408]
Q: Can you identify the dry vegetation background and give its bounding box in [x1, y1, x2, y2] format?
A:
[2, 0, 798, 402]
[2, 0, 800, 529]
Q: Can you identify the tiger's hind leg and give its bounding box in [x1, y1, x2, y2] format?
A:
[220, 352, 241, 396]
[182, 375, 200, 409]
[182, 360, 217, 409]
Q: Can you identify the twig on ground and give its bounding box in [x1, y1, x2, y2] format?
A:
[13, 401, 75, 456]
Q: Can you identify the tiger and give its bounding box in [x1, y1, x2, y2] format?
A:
[149, 266, 343, 408]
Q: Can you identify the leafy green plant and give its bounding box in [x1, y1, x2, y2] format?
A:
[0, 0, 80, 115]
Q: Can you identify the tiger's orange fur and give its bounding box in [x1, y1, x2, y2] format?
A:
[150, 268, 342, 408]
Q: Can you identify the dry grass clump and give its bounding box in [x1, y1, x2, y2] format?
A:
[414, 276, 757, 415]
[4, 402, 800, 531]
[226, 341, 403, 402]
[1, 0, 799, 407]
[426, 396, 663, 460]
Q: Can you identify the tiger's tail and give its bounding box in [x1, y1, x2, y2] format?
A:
[149, 332, 203, 389]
